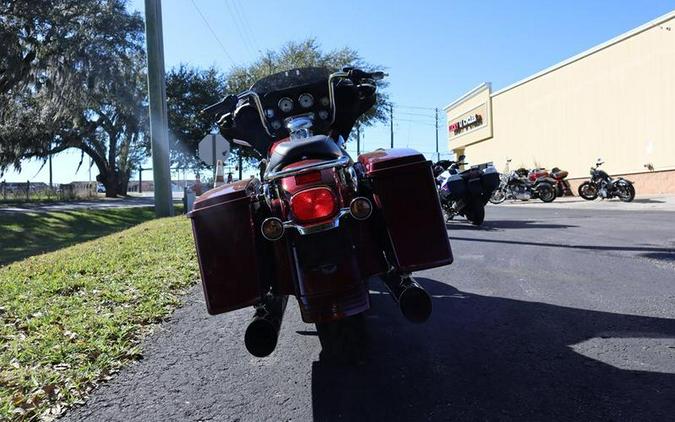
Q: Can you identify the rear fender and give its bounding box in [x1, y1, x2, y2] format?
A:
[614, 177, 633, 185]
[535, 181, 553, 192]
[289, 225, 369, 323]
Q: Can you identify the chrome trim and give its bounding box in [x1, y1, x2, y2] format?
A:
[282, 208, 351, 235]
[285, 114, 314, 141]
[237, 90, 273, 137]
[349, 197, 372, 221]
[327, 71, 349, 126]
[264, 155, 350, 181]
[345, 166, 358, 192]
[261, 217, 285, 241]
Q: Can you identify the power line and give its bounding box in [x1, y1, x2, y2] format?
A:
[395, 118, 436, 127]
[395, 103, 437, 111]
[396, 111, 435, 119]
[189, 0, 238, 65]
[231, 0, 261, 53]
[223, 0, 256, 59]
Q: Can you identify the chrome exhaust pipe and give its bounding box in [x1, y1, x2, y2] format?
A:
[244, 295, 288, 357]
[382, 273, 432, 323]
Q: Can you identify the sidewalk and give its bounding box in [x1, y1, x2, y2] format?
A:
[491, 194, 675, 212]
[0, 195, 181, 213]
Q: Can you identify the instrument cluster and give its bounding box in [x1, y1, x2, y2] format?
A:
[262, 86, 332, 136]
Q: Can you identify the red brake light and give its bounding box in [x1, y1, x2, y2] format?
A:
[290, 188, 337, 223]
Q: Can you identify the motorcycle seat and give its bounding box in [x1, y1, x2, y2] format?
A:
[267, 135, 343, 173]
[551, 170, 568, 179]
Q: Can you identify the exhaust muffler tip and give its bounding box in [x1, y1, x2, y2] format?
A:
[243, 295, 288, 358]
[244, 319, 279, 358]
[382, 273, 433, 324]
[399, 285, 432, 323]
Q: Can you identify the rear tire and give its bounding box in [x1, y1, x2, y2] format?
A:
[537, 184, 556, 203]
[489, 189, 506, 204]
[464, 197, 485, 225]
[578, 182, 598, 200]
[617, 182, 635, 202]
[316, 313, 367, 364]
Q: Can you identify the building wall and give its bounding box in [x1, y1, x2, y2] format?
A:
[444, 84, 493, 149]
[447, 13, 675, 192]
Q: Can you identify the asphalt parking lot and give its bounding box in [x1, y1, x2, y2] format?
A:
[64, 204, 675, 421]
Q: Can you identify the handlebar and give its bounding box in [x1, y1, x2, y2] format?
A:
[200, 94, 238, 116]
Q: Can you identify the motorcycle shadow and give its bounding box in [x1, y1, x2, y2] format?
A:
[632, 199, 666, 204]
[311, 277, 675, 421]
[446, 219, 577, 231]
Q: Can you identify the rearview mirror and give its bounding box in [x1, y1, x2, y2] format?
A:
[370, 71, 387, 80]
[232, 138, 253, 148]
[231, 138, 263, 160]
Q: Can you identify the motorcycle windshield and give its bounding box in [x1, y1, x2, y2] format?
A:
[250, 67, 332, 94]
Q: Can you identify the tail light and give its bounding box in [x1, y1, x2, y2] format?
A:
[290, 187, 337, 223]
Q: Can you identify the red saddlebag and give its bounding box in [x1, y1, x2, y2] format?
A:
[358, 148, 453, 272]
[188, 179, 262, 315]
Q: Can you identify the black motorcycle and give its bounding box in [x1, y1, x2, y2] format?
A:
[489, 167, 557, 203]
[578, 160, 635, 202]
[434, 155, 500, 226]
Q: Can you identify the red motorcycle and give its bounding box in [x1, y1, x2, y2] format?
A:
[550, 167, 573, 197]
[188, 67, 453, 361]
[528, 167, 572, 197]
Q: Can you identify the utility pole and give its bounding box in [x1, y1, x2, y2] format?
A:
[389, 104, 394, 148]
[238, 154, 243, 180]
[435, 107, 440, 161]
[144, 0, 174, 217]
[48, 145, 53, 189]
[356, 125, 361, 156]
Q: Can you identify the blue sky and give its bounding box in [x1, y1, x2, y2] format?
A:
[6, 0, 675, 183]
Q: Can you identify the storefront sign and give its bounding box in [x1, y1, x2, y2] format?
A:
[449, 114, 482, 135]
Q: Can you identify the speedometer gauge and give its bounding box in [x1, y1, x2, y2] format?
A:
[298, 93, 314, 108]
[278, 97, 293, 113]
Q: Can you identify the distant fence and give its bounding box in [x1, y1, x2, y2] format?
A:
[0, 181, 97, 202]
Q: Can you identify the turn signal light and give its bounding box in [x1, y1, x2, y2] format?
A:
[261, 217, 284, 241]
[349, 197, 372, 220]
[290, 187, 337, 223]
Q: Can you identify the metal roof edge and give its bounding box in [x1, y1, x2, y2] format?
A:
[491, 9, 675, 97]
[443, 82, 492, 112]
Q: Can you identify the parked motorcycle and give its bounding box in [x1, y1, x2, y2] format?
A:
[189, 67, 453, 362]
[578, 159, 635, 202]
[550, 167, 573, 197]
[489, 166, 557, 203]
[433, 156, 499, 225]
[527, 167, 573, 197]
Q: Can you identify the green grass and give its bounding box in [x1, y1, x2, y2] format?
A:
[0, 208, 161, 266]
[0, 215, 198, 420]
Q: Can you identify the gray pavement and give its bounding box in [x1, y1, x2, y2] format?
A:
[63, 206, 675, 421]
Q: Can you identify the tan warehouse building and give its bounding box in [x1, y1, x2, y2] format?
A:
[444, 11, 675, 194]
